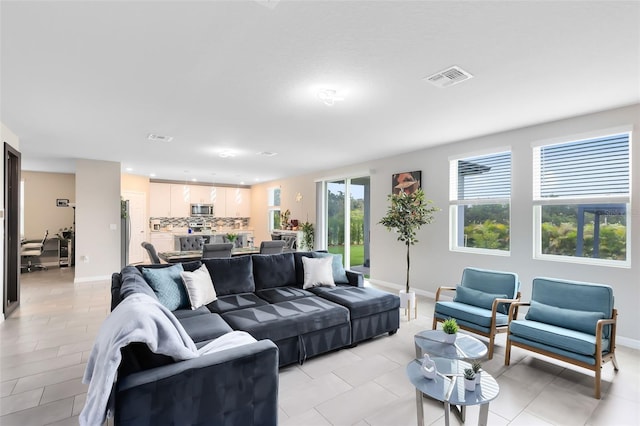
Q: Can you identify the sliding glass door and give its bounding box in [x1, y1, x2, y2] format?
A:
[325, 176, 370, 275]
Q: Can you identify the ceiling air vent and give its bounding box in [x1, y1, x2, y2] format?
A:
[424, 66, 473, 88]
[147, 134, 173, 143]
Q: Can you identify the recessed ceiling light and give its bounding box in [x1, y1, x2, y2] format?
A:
[147, 133, 174, 142]
[240, 181, 245, 185]
[257, 151, 278, 157]
[191, 178, 197, 182]
[125, 167, 133, 172]
[318, 89, 344, 106]
[149, 173, 156, 177]
[219, 150, 236, 158]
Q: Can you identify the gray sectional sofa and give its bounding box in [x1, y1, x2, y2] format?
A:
[109, 251, 400, 424]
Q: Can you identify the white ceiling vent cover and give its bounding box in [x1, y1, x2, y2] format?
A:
[147, 134, 173, 143]
[424, 66, 473, 88]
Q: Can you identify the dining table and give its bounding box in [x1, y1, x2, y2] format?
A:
[158, 247, 260, 263]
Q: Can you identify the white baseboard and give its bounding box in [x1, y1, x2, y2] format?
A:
[367, 278, 640, 350]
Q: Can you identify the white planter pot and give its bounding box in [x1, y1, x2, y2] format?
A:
[464, 378, 476, 391]
[399, 290, 416, 309]
[442, 332, 456, 344]
[475, 370, 482, 385]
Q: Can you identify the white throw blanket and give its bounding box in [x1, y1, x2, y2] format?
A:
[80, 292, 258, 426]
[80, 293, 199, 426]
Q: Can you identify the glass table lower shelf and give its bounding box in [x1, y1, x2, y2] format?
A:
[406, 358, 499, 426]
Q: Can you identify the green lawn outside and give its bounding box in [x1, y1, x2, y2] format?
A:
[328, 244, 365, 267]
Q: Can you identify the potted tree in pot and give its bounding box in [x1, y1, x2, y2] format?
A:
[379, 188, 438, 317]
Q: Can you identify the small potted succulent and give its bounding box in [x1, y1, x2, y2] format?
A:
[463, 368, 476, 391]
[472, 361, 482, 385]
[441, 317, 459, 344]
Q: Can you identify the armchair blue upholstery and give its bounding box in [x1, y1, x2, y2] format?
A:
[432, 267, 520, 359]
[505, 277, 618, 399]
[115, 339, 279, 425]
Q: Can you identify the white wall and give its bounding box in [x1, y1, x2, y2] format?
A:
[74, 159, 121, 283]
[256, 104, 640, 345]
[1, 123, 20, 322]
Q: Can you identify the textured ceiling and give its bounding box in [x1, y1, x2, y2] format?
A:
[2, 1, 639, 184]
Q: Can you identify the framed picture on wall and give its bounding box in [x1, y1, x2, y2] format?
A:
[56, 198, 69, 207]
[392, 171, 421, 195]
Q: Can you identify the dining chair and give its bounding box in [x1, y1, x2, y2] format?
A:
[259, 240, 286, 254]
[141, 241, 161, 264]
[202, 243, 234, 259]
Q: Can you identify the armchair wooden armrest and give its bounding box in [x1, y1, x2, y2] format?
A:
[508, 300, 529, 322]
[595, 309, 618, 353]
[434, 286, 457, 302]
[492, 291, 522, 319]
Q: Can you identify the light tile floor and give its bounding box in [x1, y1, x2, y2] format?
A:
[1, 267, 639, 425]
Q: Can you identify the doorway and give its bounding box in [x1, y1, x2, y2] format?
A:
[325, 176, 370, 275]
[4, 142, 21, 317]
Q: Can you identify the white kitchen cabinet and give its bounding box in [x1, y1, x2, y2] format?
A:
[190, 185, 216, 204]
[149, 233, 174, 256]
[213, 186, 227, 217]
[149, 183, 171, 217]
[170, 184, 191, 217]
[224, 187, 251, 217]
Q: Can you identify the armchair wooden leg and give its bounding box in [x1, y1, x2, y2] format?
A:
[432, 316, 438, 330]
[612, 355, 620, 371]
[487, 336, 495, 360]
[595, 367, 602, 399]
[504, 338, 512, 365]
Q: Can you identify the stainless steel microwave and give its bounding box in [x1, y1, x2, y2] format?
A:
[190, 204, 214, 216]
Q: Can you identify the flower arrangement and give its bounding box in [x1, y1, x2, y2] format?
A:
[300, 221, 314, 251]
[280, 209, 291, 229]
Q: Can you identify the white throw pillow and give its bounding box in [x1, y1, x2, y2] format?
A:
[180, 264, 217, 309]
[302, 256, 336, 289]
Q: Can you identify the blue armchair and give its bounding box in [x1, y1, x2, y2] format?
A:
[505, 277, 618, 399]
[432, 267, 520, 359]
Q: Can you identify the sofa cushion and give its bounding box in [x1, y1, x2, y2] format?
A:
[252, 253, 297, 290]
[135, 261, 203, 273]
[531, 278, 614, 318]
[202, 256, 254, 296]
[454, 285, 508, 314]
[180, 264, 217, 309]
[310, 286, 400, 320]
[293, 252, 315, 285]
[221, 297, 350, 342]
[206, 293, 269, 314]
[141, 263, 190, 311]
[510, 319, 608, 356]
[525, 300, 605, 336]
[256, 287, 314, 304]
[434, 301, 509, 328]
[172, 306, 212, 320]
[302, 256, 335, 289]
[119, 266, 158, 302]
[312, 252, 349, 284]
[178, 313, 234, 343]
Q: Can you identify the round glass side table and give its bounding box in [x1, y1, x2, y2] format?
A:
[414, 330, 488, 360]
[407, 358, 499, 426]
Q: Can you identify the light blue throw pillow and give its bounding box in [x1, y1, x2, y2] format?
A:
[313, 252, 349, 284]
[525, 300, 605, 335]
[141, 263, 189, 311]
[454, 285, 509, 314]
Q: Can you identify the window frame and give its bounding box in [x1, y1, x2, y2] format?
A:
[267, 186, 281, 233]
[532, 128, 631, 268]
[449, 148, 512, 255]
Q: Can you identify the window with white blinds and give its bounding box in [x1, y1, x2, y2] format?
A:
[534, 133, 629, 201]
[451, 152, 511, 202]
[533, 132, 630, 266]
[449, 150, 511, 253]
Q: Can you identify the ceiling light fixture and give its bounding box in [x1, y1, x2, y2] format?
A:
[219, 150, 236, 158]
[257, 151, 278, 157]
[317, 89, 344, 106]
